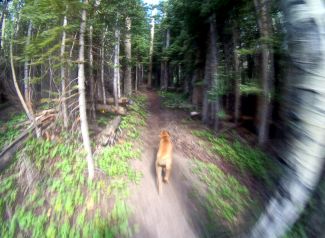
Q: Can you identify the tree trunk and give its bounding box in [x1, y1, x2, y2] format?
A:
[160, 62, 164, 90]
[24, 22, 32, 111]
[141, 64, 144, 84]
[113, 20, 120, 109]
[211, 13, 219, 131]
[248, 0, 325, 237]
[202, 14, 219, 130]
[10, 41, 40, 138]
[0, 0, 7, 49]
[67, 33, 77, 98]
[202, 44, 211, 124]
[232, 23, 241, 125]
[135, 63, 138, 93]
[89, 24, 96, 121]
[124, 16, 132, 96]
[101, 29, 107, 104]
[78, 0, 94, 180]
[60, 15, 69, 129]
[254, 0, 274, 146]
[165, 29, 170, 88]
[147, 12, 155, 88]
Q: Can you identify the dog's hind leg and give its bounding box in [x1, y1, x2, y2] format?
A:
[156, 162, 163, 194]
[164, 164, 172, 184]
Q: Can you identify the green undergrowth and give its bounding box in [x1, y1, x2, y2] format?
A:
[192, 130, 274, 185]
[192, 159, 250, 227]
[121, 94, 147, 140]
[158, 90, 193, 110]
[96, 113, 115, 127]
[0, 113, 27, 151]
[0, 94, 147, 238]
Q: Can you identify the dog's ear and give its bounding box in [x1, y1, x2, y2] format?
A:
[166, 131, 170, 137]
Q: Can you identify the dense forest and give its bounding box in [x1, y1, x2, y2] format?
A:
[0, 0, 324, 237]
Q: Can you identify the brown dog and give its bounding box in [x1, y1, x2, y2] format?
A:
[156, 130, 173, 194]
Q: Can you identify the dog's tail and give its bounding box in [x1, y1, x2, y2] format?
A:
[156, 163, 163, 194]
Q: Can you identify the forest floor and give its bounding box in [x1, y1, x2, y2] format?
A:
[127, 89, 271, 238]
[0, 89, 280, 238]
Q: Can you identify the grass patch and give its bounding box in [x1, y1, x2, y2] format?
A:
[192, 159, 250, 225]
[192, 130, 273, 184]
[158, 91, 193, 110]
[0, 113, 27, 151]
[0, 94, 148, 238]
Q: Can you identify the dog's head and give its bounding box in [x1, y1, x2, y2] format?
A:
[160, 130, 170, 139]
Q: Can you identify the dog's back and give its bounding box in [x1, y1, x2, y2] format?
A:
[157, 136, 172, 166]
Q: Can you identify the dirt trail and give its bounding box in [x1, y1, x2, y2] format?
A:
[128, 90, 210, 238]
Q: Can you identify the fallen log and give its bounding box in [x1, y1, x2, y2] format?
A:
[0, 125, 35, 171]
[97, 97, 129, 105]
[95, 104, 127, 115]
[98, 116, 121, 146]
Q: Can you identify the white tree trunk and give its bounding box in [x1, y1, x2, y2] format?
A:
[113, 21, 120, 109]
[60, 15, 69, 128]
[10, 41, 40, 138]
[124, 16, 132, 96]
[24, 22, 32, 109]
[78, 0, 94, 180]
[1, 10, 6, 49]
[101, 29, 107, 104]
[89, 24, 96, 121]
[248, 0, 325, 237]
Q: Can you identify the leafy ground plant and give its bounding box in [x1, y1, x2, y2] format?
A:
[192, 130, 274, 184]
[0, 94, 147, 238]
[191, 159, 250, 226]
[0, 113, 27, 151]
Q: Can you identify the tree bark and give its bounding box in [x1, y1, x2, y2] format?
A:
[0, 0, 7, 49]
[248, 0, 325, 237]
[202, 14, 219, 131]
[10, 41, 40, 138]
[24, 22, 32, 111]
[60, 15, 69, 128]
[78, 0, 94, 180]
[113, 19, 120, 109]
[211, 14, 219, 131]
[124, 16, 132, 96]
[101, 29, 107, 104]
[89, 24, 96, 121]
[147, 12, 155, 88]
[232, 22, 241, 125]
[135, 63, 138, 93]
[202, 39, 211, 124]
[254, 0, 274, 146]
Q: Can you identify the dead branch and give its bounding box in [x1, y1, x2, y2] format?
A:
[0, 125, 35, 171]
